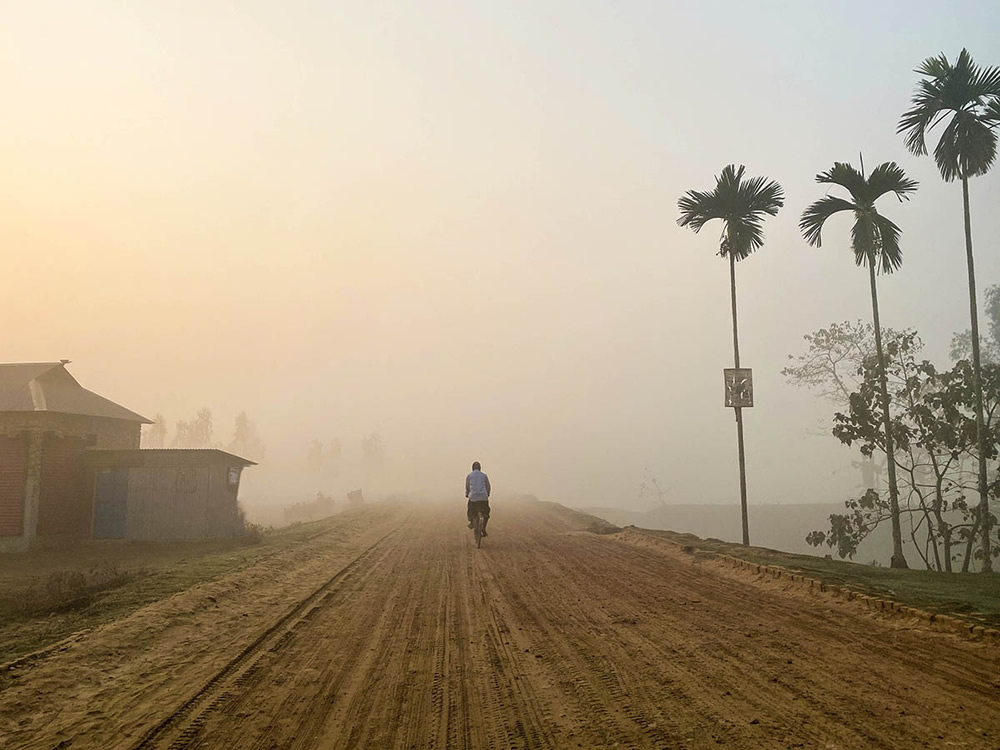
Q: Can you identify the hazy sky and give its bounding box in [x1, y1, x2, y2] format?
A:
[2, 1, 999, 511]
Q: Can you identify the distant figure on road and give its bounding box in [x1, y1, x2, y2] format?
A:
[466, 461, 491, 536]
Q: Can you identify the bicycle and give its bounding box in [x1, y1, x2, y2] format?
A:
[471, 505, 488, 548]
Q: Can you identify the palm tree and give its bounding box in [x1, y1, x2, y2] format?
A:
[678, 165, 784, 546]
[899, 49, 1000, 571]
[800, 160, 918, 569]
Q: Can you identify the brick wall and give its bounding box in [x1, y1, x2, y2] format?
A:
[0, 436, 28, 536]
[0, 413, 141, 552]
[0, 413, 140, 449]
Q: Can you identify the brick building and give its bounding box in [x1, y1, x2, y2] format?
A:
[0, 362, 257, 552]
[0, 361, 150, 552]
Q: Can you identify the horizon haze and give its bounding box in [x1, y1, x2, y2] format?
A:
[3, 1, 999, 526]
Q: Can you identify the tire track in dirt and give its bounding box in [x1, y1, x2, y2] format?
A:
[514, 534, 881, 747]
[129, 520, 408, 749]
[169, 505, 558, 750]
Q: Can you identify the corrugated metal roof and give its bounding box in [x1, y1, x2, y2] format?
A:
[0, 362, 151, 423]
[84, 449, 257, 468]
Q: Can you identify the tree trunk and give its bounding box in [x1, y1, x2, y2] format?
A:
[868, 263, 907, 568]
[962, 513, 979, 573]
[962, 175, 992, 573]
[925, 505, 941, 572]
[930, 455, 952, 573]
[941, 519, 953, 573]
[730, 252, 750, 547]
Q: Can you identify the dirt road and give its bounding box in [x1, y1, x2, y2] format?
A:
[3, 500, 999, 749]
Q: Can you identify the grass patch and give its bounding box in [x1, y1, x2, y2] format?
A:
[1, 563, 145, 619]
[640, 528, 1000, 628]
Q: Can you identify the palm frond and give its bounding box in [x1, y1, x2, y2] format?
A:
[967, 51, 1000, 99]
[726, 218, 766, 261]
[933, 110, 998, 180]
[741, 174, 785, 216]
[916, 51, 953, 80]
[716, 163, 747, 194]
[729, 173, 784, 260]
[815, 162, 867, 201]
[851, 214, 877, 268]
[986, 96, 1000, 126]
[865, 162, 919, 202]
[899, 66, 947, 155]
[871, 213, 903, 274]
[677, 188, 723, 232]
[799, 196, 856, 247]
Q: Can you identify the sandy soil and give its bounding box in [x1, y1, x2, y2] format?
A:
[2, 499, 999, 749]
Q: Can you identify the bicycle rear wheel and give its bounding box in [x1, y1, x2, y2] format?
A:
[474, 512, 484, 548]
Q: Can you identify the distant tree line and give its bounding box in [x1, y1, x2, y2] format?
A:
[305, 432, 383, 473]
[142, 409, 266, 461]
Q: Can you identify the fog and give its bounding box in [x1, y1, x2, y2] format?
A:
[2, 2, 999, 525]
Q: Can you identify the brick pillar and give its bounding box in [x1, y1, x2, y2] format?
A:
[22, 430, 44, 542]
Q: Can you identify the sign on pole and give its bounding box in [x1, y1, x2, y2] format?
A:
[724, 368, 753, 408]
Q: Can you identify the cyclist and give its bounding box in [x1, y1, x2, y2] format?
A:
[466, 461, 491, 536]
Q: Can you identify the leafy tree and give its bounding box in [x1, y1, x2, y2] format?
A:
[800, 160, 918, 568]
[677, 164, 784, 546]
[142, 414, 168, 448]
[784, 321, 910, 486]
[783, 320, 913, 404]
[227, 411, 265, 461]
[806, 489, 889, 561]
[362, 432, 385, 469]
[328, 437, 342, 462]
[314, 437, 339, 478]
[810, 333, 1000, 571]
[899, 48, 1000, 571]
[905, 360, 999, 571]
[306, 439, 324, 473]
[951, 284, 1000, 363]
[172, 408, 214, 448]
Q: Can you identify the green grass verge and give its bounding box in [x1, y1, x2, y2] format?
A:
[639, 528, 1000, 628]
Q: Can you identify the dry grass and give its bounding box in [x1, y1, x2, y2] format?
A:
[0, 563, 143, 620]
[0, 517, 336, 664]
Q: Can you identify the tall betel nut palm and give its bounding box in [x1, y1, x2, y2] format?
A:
[899, 49, 1000, 571]
[677, 165, 784, 546]
[800, 160, 918, 569]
